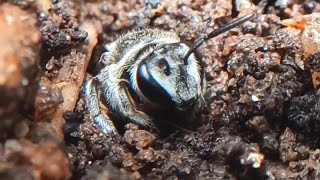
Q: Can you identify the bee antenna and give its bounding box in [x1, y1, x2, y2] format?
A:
[183, 13, 256, 65]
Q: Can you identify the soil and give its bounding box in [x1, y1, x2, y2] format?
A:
[1, 0, 320, 179]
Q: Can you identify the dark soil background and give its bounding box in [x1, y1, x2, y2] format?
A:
[1, 0, 320, 179]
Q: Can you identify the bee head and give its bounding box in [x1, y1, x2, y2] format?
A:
[136, 43, 201, 111]
[134, 13, 255, 111]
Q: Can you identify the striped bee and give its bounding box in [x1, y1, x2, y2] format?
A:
[83, 13, 255, 134]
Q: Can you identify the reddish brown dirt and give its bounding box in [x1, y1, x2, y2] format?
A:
[1, 0, 320, 179]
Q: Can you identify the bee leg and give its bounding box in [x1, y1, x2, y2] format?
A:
[99, 79, 152, 127]
[83, 78, 117, 134]
[116, 81, 153, 127]
[97, 66, 153, 128]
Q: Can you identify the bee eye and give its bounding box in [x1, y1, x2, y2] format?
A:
[158, 58, 170, 76]
[137, 62, 172, 106]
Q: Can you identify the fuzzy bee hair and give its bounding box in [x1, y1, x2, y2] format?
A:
[84, 29, 204, 133]
[84, 13, 255, 134]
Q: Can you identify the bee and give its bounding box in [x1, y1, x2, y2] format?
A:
[83, 13, 255, 134]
